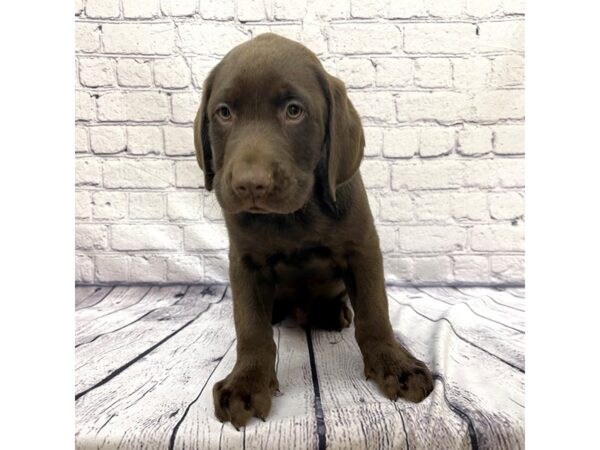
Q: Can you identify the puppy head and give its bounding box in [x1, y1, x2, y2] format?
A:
[194, 33, 364, 215]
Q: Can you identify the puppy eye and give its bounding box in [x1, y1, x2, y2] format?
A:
[285, 102, 304, 120]
[216, 105, 232, 121]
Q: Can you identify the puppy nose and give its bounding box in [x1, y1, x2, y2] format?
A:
[231, 165, 272, 199]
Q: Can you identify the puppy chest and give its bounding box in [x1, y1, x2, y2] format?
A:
[242, 246, 346, 283]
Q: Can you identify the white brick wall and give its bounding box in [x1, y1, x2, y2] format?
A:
[75, 0, 525, 286]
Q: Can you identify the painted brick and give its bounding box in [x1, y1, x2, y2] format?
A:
[388, 0, 427, 18]
[395, 91, 473, 123]
[348, 91, 396, 123]
[76, 224, 108, 250]
[351, 0, 388, 18]
[200, 0, 235, 20]
[361, 160, 390, 189]
[184, 224, 229, 250]
[112, 225, 181, 250]
[336, 58, 375, 88]
[274, 0, 307, 20]
[383, 257, 413, 283]
[117, 59, 153, 87]
[473, 89, 524, 121]
[96, 256, 130, 283]
[451, 192, 489, 221]
[391, 161, 463, 190]
[75, 23, 101, 53]
[75, 158, 101, 186]
[86, 0, 120, 18]
[453, 255, 490, 282]
[175, 160, 204, 188]
[178, 22, 248, 55]
[167, 192, 203, 220]
[452, 57, 491, 91]
[79, 57, 115, 87]
[414, 58, 452, 88]
[76, 255, 94, 283]
[380, 194, 413, 222]
[491, 255, 524, 283]
[377, 225, 397, 253]
[90, 126, 127, 154]
[167, 255, 203, 282]
[398, 226, 466, 252]
[130, 256, 167, 282]
[164, 126, 195, 156]
[490, 55, 524, 87]
[75, 127, 89, 153]
[204, 255, 229, 282]
[92, 191, 128, 220]
[238, 0, 270, 22]
[494, 125, 524, 155]
[123, 0, 160, 18]
[363, 127, 383, 157]
[127, 126, 164, 155]
[161, 0, 197, 16]
[74, 5, 525, 285]
[477, 20, 525, 53]
[413, 256, 453, 283]
[103, 23, 175, 55]
[458, 126, 493, 156]
[75, 191, 92, 219]
[103, 160, 174, 188]
[75, 91, 95, 121]
[419, 127, 455, 157]
[413, 192, 452, 222]
[471, 224, 524, 251]
[374, 58, 412, 87]
[329, 24, 401, 54]
[171, 92, 201, 123]
[154, 56, 191, 88]
[404, 23, 477, 54]
[383, 128, 419, 159]
[129, 192, 165, 219]
[489, 192, 524, 220]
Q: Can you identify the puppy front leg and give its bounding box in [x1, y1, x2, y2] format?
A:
[345, 244, 434, 403]
[213, 257, 278, 428]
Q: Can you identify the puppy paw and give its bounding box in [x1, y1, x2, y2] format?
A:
[363, 341, 433, 403]
[213, 369, 278, 428]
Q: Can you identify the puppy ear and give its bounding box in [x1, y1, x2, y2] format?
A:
[194, 74, 215, 191]
[321, 74, 365, 203]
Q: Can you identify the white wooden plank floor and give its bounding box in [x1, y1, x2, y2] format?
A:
[75, 285, 525, 450]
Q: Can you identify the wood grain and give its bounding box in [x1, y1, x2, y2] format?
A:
[74, 285, 524, 450]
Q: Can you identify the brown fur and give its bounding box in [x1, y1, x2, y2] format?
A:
[194, 33, 433, 428]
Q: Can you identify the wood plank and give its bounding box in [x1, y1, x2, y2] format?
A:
[172, 319, 317, 450]
[76, 286, 114, 310]
[75, 285, 187, 346]
[75, 285, 224, 395]
[420, 287, 525, 331]
[389, 287, 524, 371]
[457, 287, 525, 312]
[75, 287, 99, 305]
[75, 286, 232, 450]
[386, 291, 525, 450]
[75, 286, 151, 326]
[310, 328, 471, 450]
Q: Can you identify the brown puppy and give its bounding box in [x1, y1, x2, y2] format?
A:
[194, 33, 433, 428]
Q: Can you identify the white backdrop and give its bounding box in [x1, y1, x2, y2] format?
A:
[75, 0, 524, 285]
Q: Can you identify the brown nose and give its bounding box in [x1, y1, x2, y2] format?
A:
[231, 164, 272, 199]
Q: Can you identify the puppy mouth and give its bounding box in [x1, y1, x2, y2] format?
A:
[245, 205, 271, 214]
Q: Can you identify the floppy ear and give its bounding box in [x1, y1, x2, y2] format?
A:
[194, 74, 215, 191]
[320, 74, 365, 204]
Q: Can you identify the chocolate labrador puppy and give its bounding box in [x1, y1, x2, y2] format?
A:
[194, 33, 433, 428]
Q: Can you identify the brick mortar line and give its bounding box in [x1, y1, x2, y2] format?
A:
[74, 17, 525, 25]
